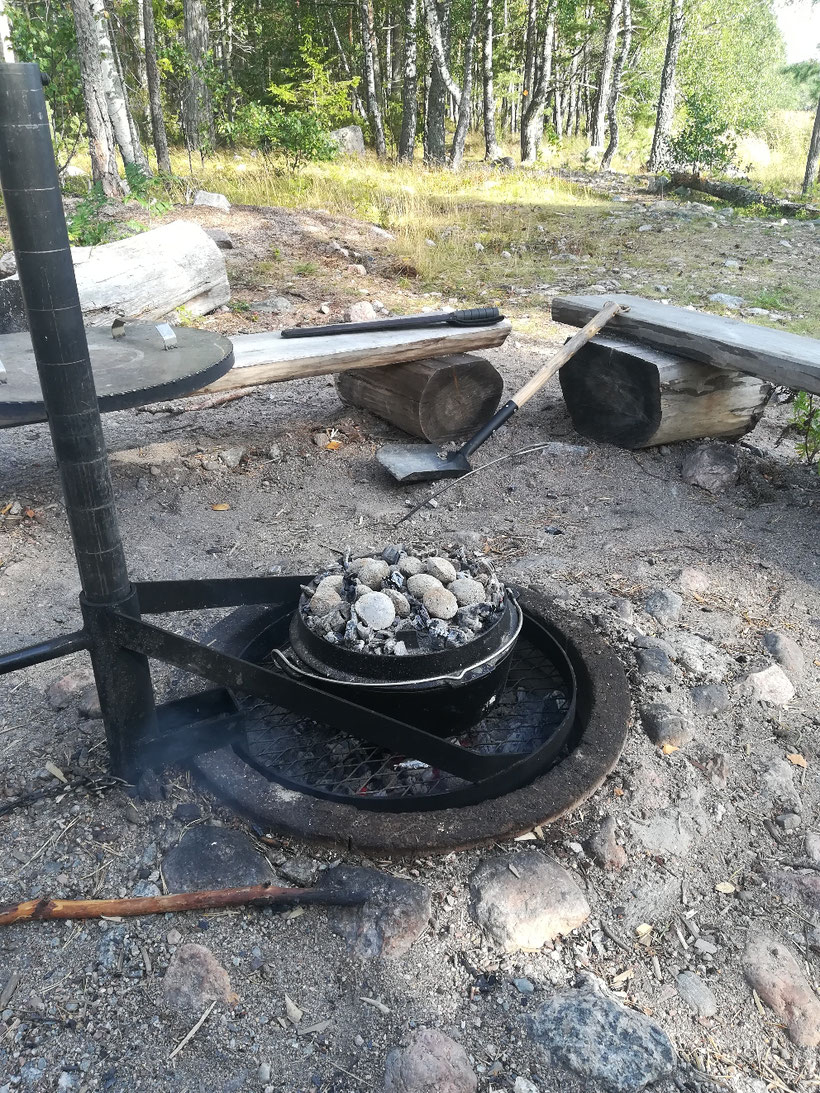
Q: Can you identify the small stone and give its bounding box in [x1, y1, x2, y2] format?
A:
[631, 810, 692, 856]
[587, 815, 627, 871]
[743, 932, 820, 1047]
[676, 971, 717, 1017]
[133, 879, 161, 898]
[356, 559, 390, 588]
[219, 447, 246, 468]
[258, 1063, 271, 1083]
[46, 667, 96, 710]
[161, 943, 237, 1012]
[193, 189, 231, 212]
[345, 301, 376, 323]
[644, 589, 682, 626]
[399, 556, 424, 577]
[204, 227, 234, 250]
[383, 588, 411, 618]
[806, 832, 820, 866]
[317, 865, 430, 959]
[355, 591, 396, 630]
[709, 293, 745, 309]
[513, 1080, 539, 1093]
[425, 556, 458, 583]
[96, 924, 126, 971]
[0, 251, 16, 277]
[279, 856, 319, 886]
[167, 929, 183, 946]
[682, 442, 740, 493]
[636, 647, 674, 678]
[776, 812, 801, 832]
[762, 631, 804, 677]
[423, 586, 459, 621]
[448, 578, 485, 606]
[679, 567, 709, 595]
[514, 977, 535, 994]
[690, 683, 730, 715]
[347, 262, 367, 276]
[671, 632, 731, 682]
[527, 975, 676, 1093]
[174, 802, 202, 823]
[641, 703, 693, 748]
[78, 683, 102, 719]
[268, 444, 283, 462]
[383, 1028, 477, 1093]
[743, 664, 795, 707]
[406, 573, 444, 599]
[255, 296, 292, 315]
[724, 259, 740, 268]
[162, 825, 274, 892]
[319, 303, 331, 315]
[310, 587, 342, 616]
[469, 852, 590, 952]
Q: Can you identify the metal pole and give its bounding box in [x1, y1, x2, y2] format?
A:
[0, 62, 157, 777]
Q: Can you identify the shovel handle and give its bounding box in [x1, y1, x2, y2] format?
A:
[510, 300, 627, 408]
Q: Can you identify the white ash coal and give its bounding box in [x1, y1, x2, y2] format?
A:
[299, 545, 506, 656]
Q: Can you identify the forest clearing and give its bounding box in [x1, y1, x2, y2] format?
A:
[1, 2, 820, 1093]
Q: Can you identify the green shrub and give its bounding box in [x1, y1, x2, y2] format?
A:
[669, 93, 737, 175]
[221, 103, 337, 171]
[67, 184, 113, 246]
[790, 391, 820, 469]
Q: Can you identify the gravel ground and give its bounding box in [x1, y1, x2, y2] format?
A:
[0, 192, 818, 1093]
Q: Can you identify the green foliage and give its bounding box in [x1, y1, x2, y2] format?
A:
[221, 102, 337, 171]
[124, 164, 174, 219]
[268, 35, 359, 129]
[790, 392, 820, 468]
[67, 185, 114, 247]
[783, 61, 820, 112]
[668, 93, 737, 175]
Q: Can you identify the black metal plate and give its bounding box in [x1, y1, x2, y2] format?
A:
[0, 324, 234, 427]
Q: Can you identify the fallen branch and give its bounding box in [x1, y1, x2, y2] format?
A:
[0, 882, 364, 927]
[136, 389, 254, 416]
[669, 172, 820, 219]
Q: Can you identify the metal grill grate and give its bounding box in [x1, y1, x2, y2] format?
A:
[233, 622, 573, 807]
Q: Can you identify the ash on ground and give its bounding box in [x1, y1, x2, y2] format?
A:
[300, 545, 506, 655]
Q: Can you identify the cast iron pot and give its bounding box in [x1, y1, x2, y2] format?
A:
[274, 592, 523, 735]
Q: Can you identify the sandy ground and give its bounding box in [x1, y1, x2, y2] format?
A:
[0, 184, 819, 1093]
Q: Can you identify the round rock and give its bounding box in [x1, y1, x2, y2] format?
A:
[423, 586, 459, 621]
[356, 558, 390, 588]
[448, 578, 486, 606]
[310, 584, 342, 616]
[586, 815, 627, 871]
[469, 852, 590, 951]
[406, 573, 444, 599]
[383, 1028, 477, 1093]
[161, 943, 236, 1012]
[641, 703, 693, 748]
[762, 630, 804, 677]
[383, 588, 411, 618]
[355, 591, 396, 630]
[682, 441, 740, 493]
[317, 865, 431, 959]
[425, 556, 457, 583]
[743, 932, 820, 1047]
[161, 825, 274, 892]
[676, 971, 717, 1017]
[644, 588, 682, 626]
[398, 555, 424, 577]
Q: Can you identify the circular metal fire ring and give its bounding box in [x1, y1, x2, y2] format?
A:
[191, 586, 631, 856]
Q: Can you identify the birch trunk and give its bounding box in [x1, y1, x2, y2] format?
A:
[589, 0, 621, 148]
[424, 0, 450, 164]
[648, 0, 684, 172]
[143, 0, 172, 173]
[71, 0, 124, 196]
[329, 12, 366, 118]
[422, 0, 461, 105]
[360, 0, 387, 155]
[520, 1, 555, 163]
[482, 0, 500, 159]
[107, 7, 151, 173]
[88, 0, 143, 169]
[450, 0, 479, 168]
[0, 0, 15, 62]
[182, 0, 215, 153]
[601, 0, 631, 170]
[398, 0, 419, 162]
[803, 93, 820, 195]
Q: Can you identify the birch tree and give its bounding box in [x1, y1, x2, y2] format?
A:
[182, 0, 215, 153]
[450, 0, 479, 168]
[398, 0, 419, 162]
[87, 0, 147, 171]
[482, 0, 500, 159]
[600, 0, 631, 170]
[360, 0, 387, 156]
[520, 0, 555, 163]
[71, 0, 124, 195]
[648, 0, 685, 172]
[804, 93, 820, 194]
[0, 0, 15, 61]
[589, 0, 622, 149]
[142, 0, 171, 173]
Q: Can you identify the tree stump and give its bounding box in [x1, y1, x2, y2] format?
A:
[559, 335, 772, 449]
[335, 353, 504, 442]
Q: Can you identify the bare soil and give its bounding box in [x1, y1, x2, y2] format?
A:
[0, 179, 818, 1093]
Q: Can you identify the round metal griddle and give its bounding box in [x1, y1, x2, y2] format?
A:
[0, 323, 234, 427]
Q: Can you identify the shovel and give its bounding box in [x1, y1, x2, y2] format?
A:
[377, 300, 626, 484]
[281, 306, 504, 339]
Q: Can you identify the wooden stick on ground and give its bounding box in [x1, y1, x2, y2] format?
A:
[0, 882, 363, 927]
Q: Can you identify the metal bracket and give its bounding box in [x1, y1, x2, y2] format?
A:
[0, 356, 6, 384]
[111, 318, 126, 339]
[155, 323, 178, 350]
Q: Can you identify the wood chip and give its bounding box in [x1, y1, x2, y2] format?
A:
[0, 971, 21, 1009]
[612, 968, 634, 986]
[786, 753, 807, 768]
[651, 955, 663, 983]
[211, 502, 230, 511]
[508, 863, 522, 878]
[45, 761, 68, 784]
[359, 996, 390, 1014]
[715, 882, 736, 894]
[514, 832, 537, 842]
[635, 923, 653, 938]
[299, 1019, 332, 1037]
[284, 994, 303, 1024]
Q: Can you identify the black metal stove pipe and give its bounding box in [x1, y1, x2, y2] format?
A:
[0, 63, 157, 776]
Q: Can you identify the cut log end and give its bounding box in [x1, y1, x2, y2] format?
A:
[559, 336, 772, 449]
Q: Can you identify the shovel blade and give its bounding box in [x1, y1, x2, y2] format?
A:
[377, 443, 472, 484]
